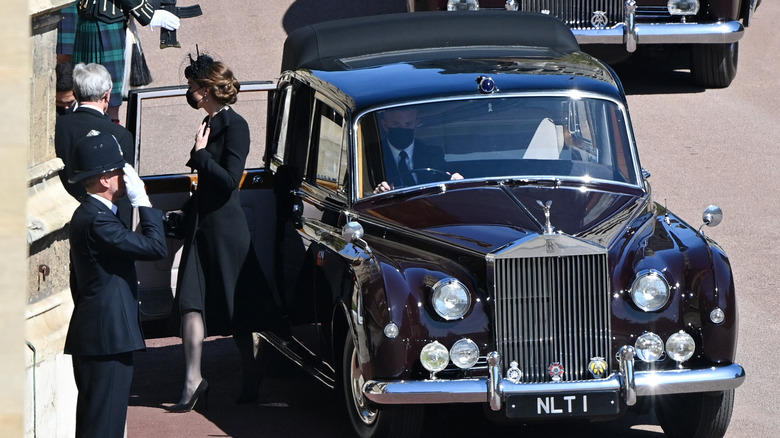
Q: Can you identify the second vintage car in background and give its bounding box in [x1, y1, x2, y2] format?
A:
[409, 0, 761, 88]
[129, 10, 745, 438]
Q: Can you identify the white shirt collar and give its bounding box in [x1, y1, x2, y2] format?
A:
[89, 193, 118, 215]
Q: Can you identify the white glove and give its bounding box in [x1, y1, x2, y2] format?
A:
[123, 164, 152, 208]
[149, 10, 180, 31]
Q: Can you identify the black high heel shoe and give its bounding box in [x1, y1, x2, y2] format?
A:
[166, 379, 209, 412]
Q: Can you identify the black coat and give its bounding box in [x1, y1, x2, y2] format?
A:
[55, 106, 136, 227]
[173, 107, 268, 335]
[65, 196, 167, 356]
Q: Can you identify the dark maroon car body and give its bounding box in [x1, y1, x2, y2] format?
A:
[129, 10, 745, 438]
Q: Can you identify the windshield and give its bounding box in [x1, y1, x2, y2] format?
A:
[355, 96, 637, 198]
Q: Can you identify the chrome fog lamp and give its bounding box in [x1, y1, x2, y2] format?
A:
[630, 270, 670, 312]
[450, 338, 480, 369]
[432, 278, 471, 320]
[448, 0, 479, 11]
[710, 307, 726, 324]
[635, 332, 665, 362]
[420, 341, 449, 376]
[666, 331, 696, 363]
[667, 0, 699, 15]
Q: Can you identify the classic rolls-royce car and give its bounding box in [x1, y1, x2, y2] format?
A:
[128, 11, 745, 438]
[409, 0, 761, 88]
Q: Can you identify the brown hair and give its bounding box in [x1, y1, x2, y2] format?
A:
[185, 54, 240, 105]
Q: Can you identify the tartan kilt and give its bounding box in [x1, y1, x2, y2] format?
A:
[73, 18, 126, 107]
[57, 4, 78, 56]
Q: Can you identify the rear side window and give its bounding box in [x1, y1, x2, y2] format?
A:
[311, 100, 348, 193]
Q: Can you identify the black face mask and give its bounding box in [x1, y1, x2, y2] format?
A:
[387, 127, 414, 150]
[186, 89, 203, 109]
[56, 106, 68, 116]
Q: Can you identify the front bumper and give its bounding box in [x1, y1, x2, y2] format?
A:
[362, 346, 746, 412]
[517, 1, 745, 52]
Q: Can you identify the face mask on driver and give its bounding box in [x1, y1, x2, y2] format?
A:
[186, 89, 203, 110]
[387, 127, 414, 150]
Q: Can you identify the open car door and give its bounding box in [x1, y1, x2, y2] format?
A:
[125, 82, 277, 334]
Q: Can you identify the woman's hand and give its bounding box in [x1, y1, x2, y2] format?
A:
[194, 121, 210, 151]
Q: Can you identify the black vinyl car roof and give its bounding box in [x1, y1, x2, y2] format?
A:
[281, 11, 581, 73]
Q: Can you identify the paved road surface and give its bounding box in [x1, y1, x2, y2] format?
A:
[126, 1, 779, 436]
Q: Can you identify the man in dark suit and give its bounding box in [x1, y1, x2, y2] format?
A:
[373, 107, 463, 193]
[55, 62, 135, 227]
[64, 131, 167, 438]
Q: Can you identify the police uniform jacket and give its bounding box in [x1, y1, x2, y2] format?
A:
[64, 196, 167, 356]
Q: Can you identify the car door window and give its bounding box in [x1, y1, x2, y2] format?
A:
[127, 82, 274, 176]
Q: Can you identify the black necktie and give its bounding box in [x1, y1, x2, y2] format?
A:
[397, 150, 415, 186]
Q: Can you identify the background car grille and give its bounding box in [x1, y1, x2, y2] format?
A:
[493, 254, 611, 382]
[520, 0, 624, 29]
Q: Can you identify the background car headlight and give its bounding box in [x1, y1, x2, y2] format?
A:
[448, 0, 479, 11]
[635, 332, 665, 362]
[420, 341, 449, 373]
[630, 270, 670, 312]
[431, 278, 471, 320]
[667, 0, 699, 15]
[666, 331, 695, 362]
[450, 338, 479, 369]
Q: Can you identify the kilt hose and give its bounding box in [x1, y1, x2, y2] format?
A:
[73, 18, 126, 107]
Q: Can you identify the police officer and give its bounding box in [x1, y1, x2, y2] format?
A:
[64, 130, 167, 438]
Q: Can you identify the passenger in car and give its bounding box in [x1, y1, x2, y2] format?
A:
[165, 52, 275, 412]
[373, 107, 463, 193]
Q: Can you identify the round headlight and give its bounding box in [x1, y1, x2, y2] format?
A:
[420, 341, 449, 373]
[630, 270, 670, 312]
[666, 331, 695, 363]
[431, 278, 471, 320]
[635, 332, 665, 362]
[450, 338, 480, 369]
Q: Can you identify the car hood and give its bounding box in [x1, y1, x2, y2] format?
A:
[358, 183, 646, 254]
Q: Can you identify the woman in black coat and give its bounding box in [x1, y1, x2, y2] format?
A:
[167, 53, 267, 411]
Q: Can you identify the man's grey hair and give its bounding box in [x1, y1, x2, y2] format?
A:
[72, 63, 112, 102]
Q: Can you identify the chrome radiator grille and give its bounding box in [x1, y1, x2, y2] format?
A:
[520, 0, 624, 29]
[493, 254, 611, 382]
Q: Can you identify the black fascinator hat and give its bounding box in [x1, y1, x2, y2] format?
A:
[184, 46, 214, 80]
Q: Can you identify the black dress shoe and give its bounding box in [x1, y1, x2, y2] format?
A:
[166, 379, 209, 412]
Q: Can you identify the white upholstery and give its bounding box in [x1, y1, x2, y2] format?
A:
[523, 118, 564, 160]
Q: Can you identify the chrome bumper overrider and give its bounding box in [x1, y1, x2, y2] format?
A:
[362, 346, 746, 411]
[573, 1, 744, 52]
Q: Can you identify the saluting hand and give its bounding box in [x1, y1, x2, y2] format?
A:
[195, 121, 210, 151]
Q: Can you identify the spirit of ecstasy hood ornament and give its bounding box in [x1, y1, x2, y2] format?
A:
[537, 200, 555, 235]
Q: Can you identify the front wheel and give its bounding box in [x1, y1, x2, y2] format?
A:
[690, 42, 739, 88]
[654, 389, 735, 438]
[342, 331, 425, 438]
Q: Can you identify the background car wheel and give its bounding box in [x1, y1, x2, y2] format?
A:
[690, 42, 739, 88]
[654, 389, 735, 438]
[342, 332, 425, 438]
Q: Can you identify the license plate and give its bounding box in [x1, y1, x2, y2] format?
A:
[506, 391, 620, 418]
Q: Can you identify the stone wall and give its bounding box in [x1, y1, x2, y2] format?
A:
[19, 1, 81, 437]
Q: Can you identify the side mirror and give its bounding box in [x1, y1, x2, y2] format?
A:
[342, 221, 372, 256]
[342, 221, 364, 243]
[702, 205, 723, 228]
